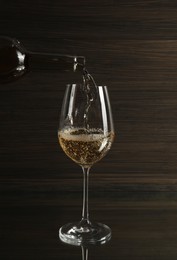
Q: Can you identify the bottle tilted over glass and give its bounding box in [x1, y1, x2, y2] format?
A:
[0, 36, 85, 83]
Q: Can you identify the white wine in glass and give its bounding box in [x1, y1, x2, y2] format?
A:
[58, 82, 114, 246]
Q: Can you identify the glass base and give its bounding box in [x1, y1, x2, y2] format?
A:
[59, 221, 111, 246]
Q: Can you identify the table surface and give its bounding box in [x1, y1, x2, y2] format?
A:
[1, 183, 177, 260]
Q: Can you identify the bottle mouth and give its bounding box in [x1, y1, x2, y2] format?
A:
[74, 56, 86, 72]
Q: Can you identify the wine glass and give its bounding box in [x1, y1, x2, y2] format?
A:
[58, 83, 114, 246]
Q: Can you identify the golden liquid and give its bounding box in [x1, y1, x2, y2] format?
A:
[58, 128, 114, 167]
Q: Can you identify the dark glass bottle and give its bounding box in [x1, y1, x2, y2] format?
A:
[0, 36, 85, 83]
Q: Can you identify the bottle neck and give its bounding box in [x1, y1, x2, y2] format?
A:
[25, 51, 85, 73]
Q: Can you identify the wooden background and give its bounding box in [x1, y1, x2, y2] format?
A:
[1, 0, 177, 259]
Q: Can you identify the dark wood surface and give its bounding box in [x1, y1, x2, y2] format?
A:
[1, 0, 177, 259]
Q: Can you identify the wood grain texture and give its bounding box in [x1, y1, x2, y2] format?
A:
[1, 0, 177, 259]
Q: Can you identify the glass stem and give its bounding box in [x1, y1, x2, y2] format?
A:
[81, 167, 90, 225]
[81, 246, 88, 260]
